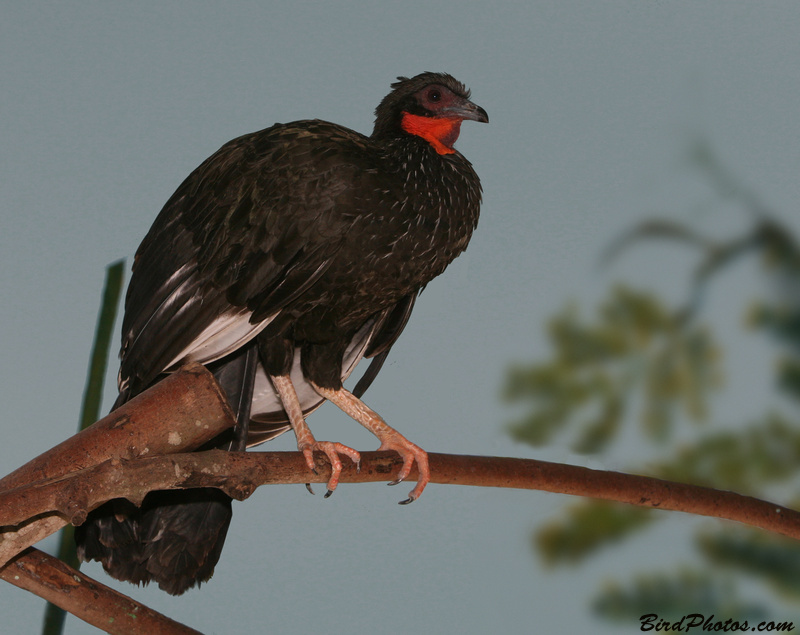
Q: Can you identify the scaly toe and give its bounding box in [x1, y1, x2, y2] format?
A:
[378, 436, 429, 503]
[299, 441, 360, 496]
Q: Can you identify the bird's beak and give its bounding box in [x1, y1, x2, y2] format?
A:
[442, 98, 489, 124]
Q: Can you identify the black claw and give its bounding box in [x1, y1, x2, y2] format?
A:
[305, 483, 315, 495]
[311, 467, 318, 476]
[398, 497, 414, 505]
[387, 477, 404, 487]
[324, 489, 334, 499]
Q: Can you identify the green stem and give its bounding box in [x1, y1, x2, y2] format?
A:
[41, 260, 124, 635]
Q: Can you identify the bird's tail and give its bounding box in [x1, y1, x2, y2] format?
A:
[75, 488, 233, 595]
[75, 345, 257, 595]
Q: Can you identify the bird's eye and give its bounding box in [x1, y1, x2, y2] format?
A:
[428, 89, 441, 103]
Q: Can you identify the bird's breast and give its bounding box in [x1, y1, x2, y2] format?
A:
[277, 145, 482, 342]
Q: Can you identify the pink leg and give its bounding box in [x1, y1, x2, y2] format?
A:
[311, 383, 430, 504]
[270, 375, 360, 496]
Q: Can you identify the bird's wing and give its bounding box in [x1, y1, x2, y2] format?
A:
[118, 123, 370, 398]
[352, 292, 418, 397]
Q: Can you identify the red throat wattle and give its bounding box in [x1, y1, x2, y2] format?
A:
[400, 113, 462, 155]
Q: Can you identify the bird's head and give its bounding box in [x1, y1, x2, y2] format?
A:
[372, 72, 488, 155]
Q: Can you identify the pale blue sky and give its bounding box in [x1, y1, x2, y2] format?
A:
[3, 3, 800, 633]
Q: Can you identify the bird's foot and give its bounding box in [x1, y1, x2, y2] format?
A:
[299, 440, 361, 497]
[378, 431, 430, 505]
[309, 382, 431, 505]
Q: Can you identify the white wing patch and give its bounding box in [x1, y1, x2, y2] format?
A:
[165, 309, 277, 371]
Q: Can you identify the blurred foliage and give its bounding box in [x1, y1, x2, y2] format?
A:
[593, 570, 768, 625]
[697, 529, 800, 600]
[536, 501, 653, 566]
[505, 285, 721, 452]
[505, 142, 800, 623]
[652, 414, 800, 494]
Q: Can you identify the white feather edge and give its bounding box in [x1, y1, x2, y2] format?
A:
[117, 265, 271, 393]
[165, 309, 275, 370]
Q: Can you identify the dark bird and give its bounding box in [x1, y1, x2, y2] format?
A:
[76, 72, 487, 595]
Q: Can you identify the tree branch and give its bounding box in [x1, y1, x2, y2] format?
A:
[3, 450, 799, 549]
[0, 364, 235, 568]
[4, 363, 800, 633]
[0, 363, 235, 493]
[1, 548, 201, 635]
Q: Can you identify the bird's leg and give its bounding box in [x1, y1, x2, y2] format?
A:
[269, 374, 360, 497]
[224, 343, 258, 452]
[311, 383, 430, 505]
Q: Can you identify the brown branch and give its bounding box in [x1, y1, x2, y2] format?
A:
[3, 450, 799, 544]
[0, 365, 234, 633]
[1, 548, 201, 635]
[3, 363, 800, 632]
[0, 364, 236, 567]
[0, 363, 235, 493]
[0, 516, 67, 570]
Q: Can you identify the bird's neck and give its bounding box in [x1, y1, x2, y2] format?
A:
[399, 113, 462, 155]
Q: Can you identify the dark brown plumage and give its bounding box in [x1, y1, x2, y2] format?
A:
[76, 72, 487, 595]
